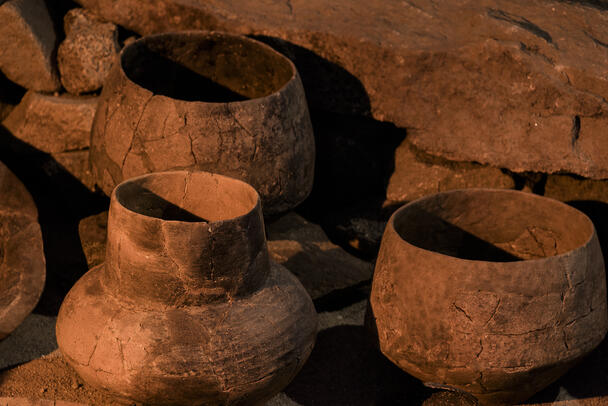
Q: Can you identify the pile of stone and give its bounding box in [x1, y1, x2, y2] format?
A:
[0, 0, 121, 190]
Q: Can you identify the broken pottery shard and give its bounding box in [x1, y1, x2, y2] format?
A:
[90, 31, 315, 215]
[77, 0, 608, 178]
[52, 150, 95, 190]
[57, 171, 317, 405]
[58, 8, 120, 95]
[0, 0, 60, 92]
[266, 212, 373, 300]
[3, 91, 98, 154]
[0, 161, 45, 340]
[370, 189, 607, 404]
[386, 140, 515, 203]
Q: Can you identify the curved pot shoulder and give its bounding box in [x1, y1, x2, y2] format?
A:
[57, 262, 316, 405]
[90, 31, 315, 215]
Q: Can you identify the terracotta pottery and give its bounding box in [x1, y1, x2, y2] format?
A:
[56, 170, 317, 405]
[0, 161, 45, 340]
[90, 31, 315, 216]
[369, 189, 608, 404]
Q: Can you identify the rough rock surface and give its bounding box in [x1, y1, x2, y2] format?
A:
[387, 140, 515, 203]
[3, 91, 97, 154]
[266, 212, 373, 299]
[544, 175, 608, 204]
[76, 0, 608, 178]
[57, 8, 120, 95]
[0, 0, 60, 92]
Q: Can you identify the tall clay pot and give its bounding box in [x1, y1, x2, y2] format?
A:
[56, 171, 317, 405]
[369, 189, 608, 404]
[90, 31, 315, 216]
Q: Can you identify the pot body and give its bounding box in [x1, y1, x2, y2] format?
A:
[90, 31, 315, 216]
[56, 171, 317, 405]
[369, 189, 608, 404]
[0, 161, 45, 340]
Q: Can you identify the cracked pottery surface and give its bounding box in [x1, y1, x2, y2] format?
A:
[90, 31, 315, 216]
[369, 189, 608, 404]
[56, 171, 317, 405]
[0, 161, 45, 340]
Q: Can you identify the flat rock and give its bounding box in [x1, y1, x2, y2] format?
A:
[3, 91, 98, 154]
[266, 212, 373, 299]
[75, 0, 608, 178]
[0, 0, 60, 92]
[57, 8, 120, 95]
[387, 140, 515, 203]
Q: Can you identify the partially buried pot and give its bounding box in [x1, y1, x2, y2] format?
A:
[56, 170, 317, 405]
[0, 161, 45, 339]
[90, 31, 315, 216]
[369, 189, 608, 404]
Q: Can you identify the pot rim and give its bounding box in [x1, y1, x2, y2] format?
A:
[111, 170, 262, 226]
[118, 30, 299, 106]
[387, 188, 597, 265]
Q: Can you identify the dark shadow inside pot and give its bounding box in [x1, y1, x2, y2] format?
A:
[121, 33, 294, 102]
[393, 190, 593, 261]
[115, 171, 258, 222]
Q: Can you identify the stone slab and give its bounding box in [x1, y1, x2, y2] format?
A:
[3, 91, 98, 154]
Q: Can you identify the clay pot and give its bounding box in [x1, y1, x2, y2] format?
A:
[56, 170, 317, 405]
[0, 161, 45, 340]
[369, 189, 608, 404]
[90, 31, 315, 216]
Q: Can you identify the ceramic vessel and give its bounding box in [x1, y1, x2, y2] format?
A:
[0, 161, 45, 339]
[90, 30, 315, 216]
[369, 189, 608, 404]
[56, 170, 317, 405]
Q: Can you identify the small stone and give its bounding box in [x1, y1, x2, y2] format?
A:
[3, 90, 98, 153]
[58, 8, 120, 95]
[0, 0, 60, 91]
[266, 212, 373, 300]
[386, 140, 516, 204]
[79, 211, 108, 268]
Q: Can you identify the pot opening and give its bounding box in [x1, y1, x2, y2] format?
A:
[121, 32, 294, 102]
[115, 171, 259, 222]
[393, 190, 593, 262]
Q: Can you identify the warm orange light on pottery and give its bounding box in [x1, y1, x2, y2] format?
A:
[369, 189, 607, 404]
[56, 171, 317, 405]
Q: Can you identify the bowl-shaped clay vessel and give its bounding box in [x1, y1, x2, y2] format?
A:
[90, 30, 315, 216]
[0, 161, 45, 339]
[56, 170, 317, 405]
[369, 189, 608, 404]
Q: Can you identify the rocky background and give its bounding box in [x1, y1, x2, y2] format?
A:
[0, 0, 608, 404]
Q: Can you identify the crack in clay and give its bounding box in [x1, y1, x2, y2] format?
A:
[487, 8, 554, 46]
[484, 299, 501, 326]
[228, 107, 258, 162]
[452, 302, 473, 322]
[121, 95, 154, 169]
[571, 115, 581, 146]
[476, 339, 484, 358]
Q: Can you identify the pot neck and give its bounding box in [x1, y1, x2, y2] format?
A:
[102, 194, 270, 307]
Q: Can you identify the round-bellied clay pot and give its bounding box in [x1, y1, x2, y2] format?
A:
[0, 161, 45, 340]
[369, 189, 608, 404]
[56, 170, 317, 405]
[90, 30, 315, 216]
